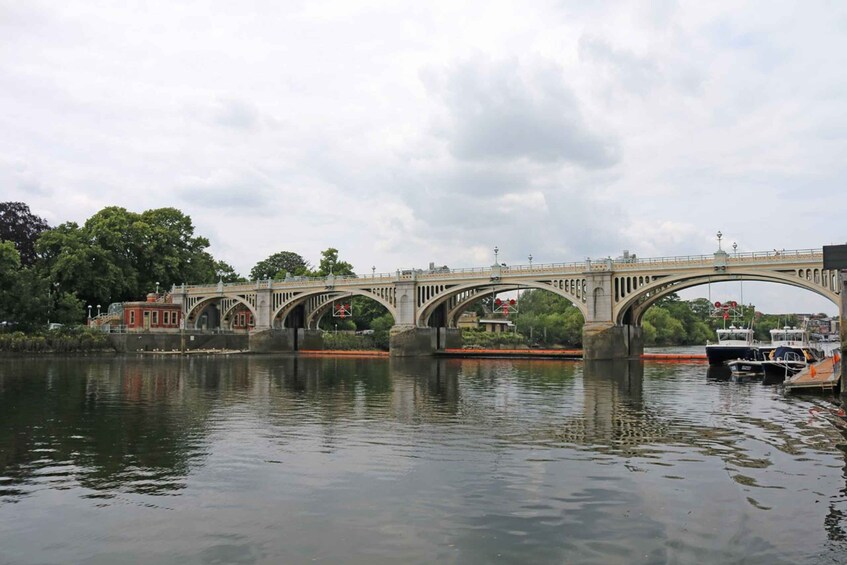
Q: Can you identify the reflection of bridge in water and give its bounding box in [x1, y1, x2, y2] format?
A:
[3, 355, 846, 543]
[171, 248, 841, 358]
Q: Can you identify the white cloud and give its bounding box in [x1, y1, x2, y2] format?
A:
[1, 0, 845, 314]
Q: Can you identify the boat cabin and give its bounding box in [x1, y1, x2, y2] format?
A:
[712, 325, 755, 346]
[769, 326, 810, 348]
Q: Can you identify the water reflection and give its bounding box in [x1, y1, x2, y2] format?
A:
[0, 355, 845, 563]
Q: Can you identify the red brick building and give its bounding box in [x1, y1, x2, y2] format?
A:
[122, 294, 182, 333]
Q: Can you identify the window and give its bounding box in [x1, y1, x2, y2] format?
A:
[129, 311, 135, 325]
[163, 311, 170, 325]
[152, 311, 159, 326]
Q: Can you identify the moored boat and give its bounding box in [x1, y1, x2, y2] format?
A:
[726, 354, 766, 377]
[706, 326, 758, 366]
[761, 349, 809, 384]
[760, 327, 823, 384]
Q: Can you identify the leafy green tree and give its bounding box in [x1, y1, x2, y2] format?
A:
[0, 241, 82, 330]
[0, 202, 50, 266]
[36, 206, 218, 308]
[643, 307, 686, 345]
[508, 289, 584, 346]
[370, 313, 394, 350]
[214, 261, 245, 283]
[315, 248, 354, 277]
[0, 241, 22, 321]
[249, 251, 310, 280]
[351, 296, 390, 331]
[133, 207, 217, 291]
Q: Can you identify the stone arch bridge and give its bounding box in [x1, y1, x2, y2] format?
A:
[169, 248, 841, 358]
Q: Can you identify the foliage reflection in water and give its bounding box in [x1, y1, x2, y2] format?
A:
[0, 355, 846, 564]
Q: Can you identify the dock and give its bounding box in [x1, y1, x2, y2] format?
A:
[784, 356, 842, 393]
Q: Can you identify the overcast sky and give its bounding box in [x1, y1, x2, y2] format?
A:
[2, 1, 845, 314]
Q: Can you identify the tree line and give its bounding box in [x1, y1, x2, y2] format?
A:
[0, 202, 362, 332]
[1, 201, 816, 347]
[469, 290, 810, 348]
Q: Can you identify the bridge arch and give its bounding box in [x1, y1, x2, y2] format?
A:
[615, 268, 840, 326]
[272, 288, 398, 328]
[185, 295, 258, 330]
[416, 280, 589, 327]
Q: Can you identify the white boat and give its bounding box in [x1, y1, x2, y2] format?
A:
[760, 326, 824, 384]
[705, 325, 759, 366]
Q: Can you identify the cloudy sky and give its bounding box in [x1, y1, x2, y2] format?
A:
[2, 1, 845, 313]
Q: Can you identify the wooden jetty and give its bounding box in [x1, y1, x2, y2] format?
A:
[784, 355, 842, 393]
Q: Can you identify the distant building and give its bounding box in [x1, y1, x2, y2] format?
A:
[120, 294, 182, 333]
[479, 318, 514, 333]
[457, 312, 479, 329]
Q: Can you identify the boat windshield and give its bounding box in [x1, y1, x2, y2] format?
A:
[716, 326, 754, 344]
[770, 326, 808, 347]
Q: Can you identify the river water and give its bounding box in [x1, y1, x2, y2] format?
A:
[1, 355, 846, 564]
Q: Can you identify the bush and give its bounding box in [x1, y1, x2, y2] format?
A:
[0, 327, 111, 353]
[322, 332, 383, 351]
[461, 328, 527, 349]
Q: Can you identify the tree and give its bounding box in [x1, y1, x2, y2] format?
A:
[643, 307, 685, 346]
[508, 289, 584, 346]
[214, 261, 245, 283]
[0, 241, 22, 320]
[249, 251, 310, 280]
[315, 248, 354, 277]
[0, 202, 50, 266]
[0, 241, 83, 330]
[36, 206, 219, 308]
[133, 207, 217, 291]
[350, 296, 392, 331]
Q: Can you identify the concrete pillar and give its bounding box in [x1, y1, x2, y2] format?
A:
[389, 279, 437, 356]
[394, 280, 416, 327]
[170, 284, 188, 325]
[584, 271, 614, 325]
[299, 329, 324, 350]
[582, 268, 643, 360]
[583, 323, 643, 360]
[389, 326, 437, 357]
[249, 328, 294, 352]
[255, 287, 272, 330]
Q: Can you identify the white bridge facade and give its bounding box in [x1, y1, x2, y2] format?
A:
[170, 248, 841, 357]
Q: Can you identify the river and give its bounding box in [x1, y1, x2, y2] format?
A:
[1, 355, 846, 564]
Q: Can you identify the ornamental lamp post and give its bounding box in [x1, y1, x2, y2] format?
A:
[372, 266, 376, 278]
[155, 281, 160, 294]
[494, 246, 499, 265]
[528, 254, 533, 268]
[97, 304, 101, 317]
[87, 305, 92, 319]
[717, 231, 723, 250]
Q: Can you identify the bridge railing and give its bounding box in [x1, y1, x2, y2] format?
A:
[608, 248, 821, 269]
[175, 248, 825, 292]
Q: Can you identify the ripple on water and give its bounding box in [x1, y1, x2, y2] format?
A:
[0, 356, 845, 563]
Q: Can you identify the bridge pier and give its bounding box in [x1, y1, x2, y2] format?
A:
[388, 326, 461, 356]
[582, 323, 643, 361]
[247, 328, 325, 352]
[249, 328, 295, 352]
